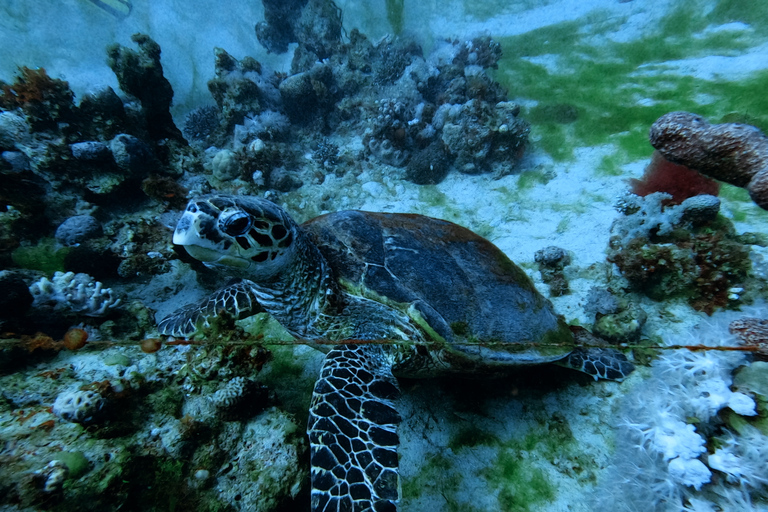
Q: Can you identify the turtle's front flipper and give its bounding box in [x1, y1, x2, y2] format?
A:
[564, 347, 635, 381]
[157, 280, 262, 337]
[309, 344, 401, 512]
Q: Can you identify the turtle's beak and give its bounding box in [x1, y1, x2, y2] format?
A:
[182, 245, 251, 269]
[173, 211, 198, 246]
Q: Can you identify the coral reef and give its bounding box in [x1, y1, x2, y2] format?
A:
[256, 0, 343, 73]
[0, 67, 76, 132]
[597, 307, 767, 510]
[650, 111, 768, 210]
[534, 245, 571, 296]
[207, 48, 283, 132]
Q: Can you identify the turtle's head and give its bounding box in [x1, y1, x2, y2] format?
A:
[173, 195, 298, 278]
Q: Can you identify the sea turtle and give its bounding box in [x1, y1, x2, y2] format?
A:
[158, 194, 634, 512]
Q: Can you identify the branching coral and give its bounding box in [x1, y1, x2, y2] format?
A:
[649, 111, 768, 210]
[30, 271, 122, 317]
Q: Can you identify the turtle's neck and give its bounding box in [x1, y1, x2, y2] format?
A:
[249, 227, 346, 340]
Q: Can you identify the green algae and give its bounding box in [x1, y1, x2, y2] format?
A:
[57, 451, 90, 479]
[516, 168, 553, 190]
[494, 1, 768, 170]
[408, 408, 585, 512]
[485, 451, 555, 512]
[385, 0, 405, 35]
[103, 353, 130, 366]
[11, 237, 70, 273]
[448, 427, 501, 451]
[148, 386, 184, 418]
[403, 453, 466, 512]
[709, 0, 768, 34]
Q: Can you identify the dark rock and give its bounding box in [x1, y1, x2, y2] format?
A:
[110, 134, 156, 175]
[269, 167, 303, 192]
[1, 151, 30, 173]
[70, 141, 111, 161]
[405, 142, 450, 185]
[278, 63, 335, 122]
[0, 271, 33, 319]
[55, 215, 103, 246]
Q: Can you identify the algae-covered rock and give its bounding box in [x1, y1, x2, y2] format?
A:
[593, 304, 648, 344]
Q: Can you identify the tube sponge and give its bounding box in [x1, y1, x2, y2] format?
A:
[649, 111, 768, 210]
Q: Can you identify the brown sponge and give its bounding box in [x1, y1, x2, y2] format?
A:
[649, 111, 768, 209]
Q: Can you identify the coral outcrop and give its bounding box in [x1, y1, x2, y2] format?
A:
[608, 193, 757, 313]
[534, 245, 571, 296]
[649, 111, 768, 210]
[106, 33, 185, 143]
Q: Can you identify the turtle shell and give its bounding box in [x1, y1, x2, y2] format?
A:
[302, 210, 574, 366]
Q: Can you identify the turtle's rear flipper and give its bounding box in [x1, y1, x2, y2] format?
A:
[157, 280, 262, 337]
[562, 347, 635, 381]
[309, 344, 401, 512]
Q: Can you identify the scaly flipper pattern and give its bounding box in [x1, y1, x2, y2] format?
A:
[564, 347, 635, 381]
[157, 280, 262, 337]
[309, 344, 401, 512]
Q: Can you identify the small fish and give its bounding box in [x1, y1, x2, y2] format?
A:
[86, 0, 132, 20]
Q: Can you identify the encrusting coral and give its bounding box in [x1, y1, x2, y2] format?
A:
[649, 111, 768, 210]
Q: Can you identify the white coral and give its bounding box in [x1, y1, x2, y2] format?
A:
[606, 306, 764, 508]
[30, 271, 121, 317]
[52, 389, 105, 424]
[708, 427, 768, 490]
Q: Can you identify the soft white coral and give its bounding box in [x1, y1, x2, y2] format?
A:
[708, 427, 768, 490]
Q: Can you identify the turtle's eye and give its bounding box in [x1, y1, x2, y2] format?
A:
[219, 210, 252, 237]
